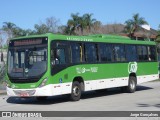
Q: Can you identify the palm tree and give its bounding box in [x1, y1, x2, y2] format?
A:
[3, 22, 16, 30]
[2, 22, 17, 32]
[67, 13, 84, 35]
[125, 13, 148, 38]
[83, 13, 96, 32]
[93, 21, 102, 32]
[2, 22, 17, 37]
[2, 22, 18, 43]
[67, 19, 76, 35]
[66, 13, 98, 35]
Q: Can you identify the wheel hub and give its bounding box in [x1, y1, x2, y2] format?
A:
[73, 86, 80, 96]
[130, 80, 135, 90]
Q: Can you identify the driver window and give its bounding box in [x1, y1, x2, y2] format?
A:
[51, 48, 66, 65]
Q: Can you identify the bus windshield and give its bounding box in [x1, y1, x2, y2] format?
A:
[7, 38, 48, 79]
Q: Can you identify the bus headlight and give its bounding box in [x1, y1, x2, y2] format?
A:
[39, 78, 48, 88]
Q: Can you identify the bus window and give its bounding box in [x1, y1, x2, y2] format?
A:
[137, 46, 148, 61]
[57, 49, 66, 64]
[71, 43, 81, 63]
[126, 45, 137, 62]
[85, 43, 98, 62]
[99, 44, 113, 62]
[51, 48, 66, 65]
[114, 45, 126, 62]
[148, 46, 156, 61]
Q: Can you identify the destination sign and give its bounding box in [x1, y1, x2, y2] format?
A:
[14, 39, 42, 46]
[9, 37, 48, 47]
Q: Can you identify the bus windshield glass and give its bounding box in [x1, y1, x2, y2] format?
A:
[7, 37, 48, 78]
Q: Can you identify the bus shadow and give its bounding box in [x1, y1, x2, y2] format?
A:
[6, 85, 153, 105]
[81, 85, 153, 100]
[6, 95, 70, 105]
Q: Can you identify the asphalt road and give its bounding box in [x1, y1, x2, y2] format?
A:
[0, 81, 160, 120]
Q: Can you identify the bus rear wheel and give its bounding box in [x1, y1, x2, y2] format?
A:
[70, 81, 81, 101]
[127, 76, 136, 93]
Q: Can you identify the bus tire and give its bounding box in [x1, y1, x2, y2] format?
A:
[70, 81, 81, 101]
[127, 76, 136, 93]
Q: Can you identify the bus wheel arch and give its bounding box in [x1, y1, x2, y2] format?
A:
[73, 76, 85, 91]
[70, 76, 84, 101]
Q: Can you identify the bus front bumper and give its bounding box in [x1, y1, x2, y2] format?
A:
[6, 85, 53, 97]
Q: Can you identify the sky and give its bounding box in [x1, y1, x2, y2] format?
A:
[0, 0, 160, 30]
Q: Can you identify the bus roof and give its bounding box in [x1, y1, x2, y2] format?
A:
[11, 33, 156, 45]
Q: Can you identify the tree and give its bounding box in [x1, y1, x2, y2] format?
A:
[158, 24, 160, 33]
[34, 17, 60, 34]
[92, 21, 102, 33]
[34, 23, 50, 34]
[0, 36, 3, 62]
[46, 17, 60, 33]
[2, 22, 17, 39]
[125, 13, 148, 38]
[65, 13, 98, 35]
[83, 13, 96, 32]
[66, 13, 83, 35]
[156, 24, 160, 41]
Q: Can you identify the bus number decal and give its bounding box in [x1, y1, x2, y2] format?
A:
[128, 62, 138, 73]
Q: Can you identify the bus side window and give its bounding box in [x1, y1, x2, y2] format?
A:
[51, 48, 66, 65]
[71, 43, 81, 63]
[85, 43, 98, 63]
[99, 44, 113, 62]
[137, 45, 148, 61]
[57, 49, 66, 64]
[114, 45, 126, 62]
[80, 45, 83, 62]
[126, 45, 137, 62]
[148, 46, 156, 61]
[51, 49, 55, 66]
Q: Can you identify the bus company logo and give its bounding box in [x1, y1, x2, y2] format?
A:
[128, 62, 138, 73]
[76, 67, 98, 74]
[76, 67, 86, 74]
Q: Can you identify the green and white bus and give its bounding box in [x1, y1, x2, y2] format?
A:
[6, 33, 158, 101]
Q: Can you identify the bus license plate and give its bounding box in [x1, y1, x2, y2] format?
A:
[20, 92, 29, 97]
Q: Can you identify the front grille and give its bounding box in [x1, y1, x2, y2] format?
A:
[10, 78, 39, 83]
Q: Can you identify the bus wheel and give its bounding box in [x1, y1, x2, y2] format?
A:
[127, 76, 136, 93]
[70, 81, 81, 101]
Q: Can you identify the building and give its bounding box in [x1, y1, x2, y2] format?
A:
[103, 24, 158, 41]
